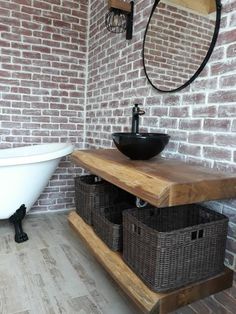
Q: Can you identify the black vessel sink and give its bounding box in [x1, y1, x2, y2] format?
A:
[112, 132, 170, 160]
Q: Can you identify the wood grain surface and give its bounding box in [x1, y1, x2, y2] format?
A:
[71, 149, 236, 207]
[108, 0, 131, 12]
[0, 212, 140, 314]
[166, 0, 216, 14]
[0, 211, 234, 314]
[68, 211, 233, 314]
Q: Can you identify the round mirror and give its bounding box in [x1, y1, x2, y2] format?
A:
[143, 0, 222, 92]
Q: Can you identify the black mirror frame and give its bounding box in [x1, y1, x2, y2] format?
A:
[142, 0, 222, 93]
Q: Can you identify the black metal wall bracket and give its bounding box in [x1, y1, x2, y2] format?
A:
[126, 1, 134, 40]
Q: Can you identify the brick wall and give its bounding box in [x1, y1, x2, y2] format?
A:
[0, 0, 88, 211]
[0, 0, 236, 270]
[86, 0, 236, 270]
[144, 2, 215, 90]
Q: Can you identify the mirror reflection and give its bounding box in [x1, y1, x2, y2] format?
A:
[143, 0, 217, 92]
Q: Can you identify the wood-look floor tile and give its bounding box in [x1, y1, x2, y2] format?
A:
[69, 295, 102, 314]
[0, 211, 235, 314]
[0, 253, 30, 313]
[213, 292, 236, 313]
[0, 212, 139, 314]
[189, 299, 211, 314]
[203, 297, 232, 314]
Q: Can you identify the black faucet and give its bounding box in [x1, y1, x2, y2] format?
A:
[131, 104, 145, 134]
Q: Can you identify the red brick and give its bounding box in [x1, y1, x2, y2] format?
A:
[203, 147, 232, 161]
[0, 24, 10, 32]
[180, 119, 202, 130]
[32, 45, 51, 53]
[226, 42, 236, 58]
[169, 107, 189, 117]
[211, 59, 236, 76]
[43, 11, 61, 20]
[209, 90, 236, 104]
[0, 70, 11, 77]
[192, 106, 217, 117]
[21, 80, 40, 88]
[53, 34, 70, 42]
[219, 74, 236, 89]
[11, 42, 31, 50]
[215, 134, 236, 147]
[23, 51, 41, 59]
[160, 118, 178, 129]
[2, 121, 21, 129]
[0, 40, 10, 47]
[0, 1, 20, 10]
[0, 8, 10, 17]
[11, 87, 30, 94]
[15, 0, 31, 4]
[33, 16, 52, 25]
[223, 1, 236, 13]
[183, 93, 205, 104]
[22, 20, 41, 30]
[12, 11, 31, 21]
[215, 160, 236, 172]
[34, 0, 51, 10]
[204, 119, 231, 132]
[209, 46, 224, 62]
[151, 107, 168, 116]
[0, 17, 20, 27]
[191, 78, 217, 91]
[53, 5, 71, 15]
[53, 20, 70, 28]
[218, 28, 236, 46]
[0, 78, 19, 86]
[189, 133, 214, 144]
[178, 143, 201, 157]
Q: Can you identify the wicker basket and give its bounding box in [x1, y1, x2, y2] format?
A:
[123, 204, 228, 292]
[93, 202, 131, 251]
[74, 175, 134, 225]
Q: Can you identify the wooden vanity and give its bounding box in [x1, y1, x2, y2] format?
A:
[68, 149, 236, 314]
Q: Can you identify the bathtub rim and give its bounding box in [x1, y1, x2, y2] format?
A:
[0, 143, 74, 166]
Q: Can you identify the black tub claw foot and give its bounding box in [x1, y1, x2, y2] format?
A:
[9, 205, 29, 243]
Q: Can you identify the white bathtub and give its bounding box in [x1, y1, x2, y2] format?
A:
[0, 143, 74, 219]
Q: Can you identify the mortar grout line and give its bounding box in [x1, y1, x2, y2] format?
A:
[82, 0, 92, 149]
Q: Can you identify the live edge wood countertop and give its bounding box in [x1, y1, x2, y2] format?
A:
[71, 149, 236, 208]
[70, 149, 235, 313]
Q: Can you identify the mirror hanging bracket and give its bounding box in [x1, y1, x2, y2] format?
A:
[217, 0, 222, 9]
[106, 0, 134, 40]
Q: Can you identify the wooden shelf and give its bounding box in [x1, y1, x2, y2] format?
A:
[108, 0, 131, 12]
[71, 149, 236, 208]
[68, 211, 233, 314]
[166, 0, 216, 15]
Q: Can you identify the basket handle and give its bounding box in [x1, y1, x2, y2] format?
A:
[94, 176, 102, 182]
[191, 229, 204, 240]
[131, 224, 141, 235]
[136, 197, 148, 208]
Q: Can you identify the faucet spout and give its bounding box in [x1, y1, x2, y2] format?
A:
[131, 104, 145, 134]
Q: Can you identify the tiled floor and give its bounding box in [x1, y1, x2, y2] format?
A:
[0, 211, 235, 314]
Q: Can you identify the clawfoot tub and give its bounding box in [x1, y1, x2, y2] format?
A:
[0, 143, 74, 243]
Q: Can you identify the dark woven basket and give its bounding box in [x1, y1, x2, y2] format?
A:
[93, 202, 131, 251]
[74, 175, 119, 225]
[123, 204, 228, 292]
[74, 175, 135, 225]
